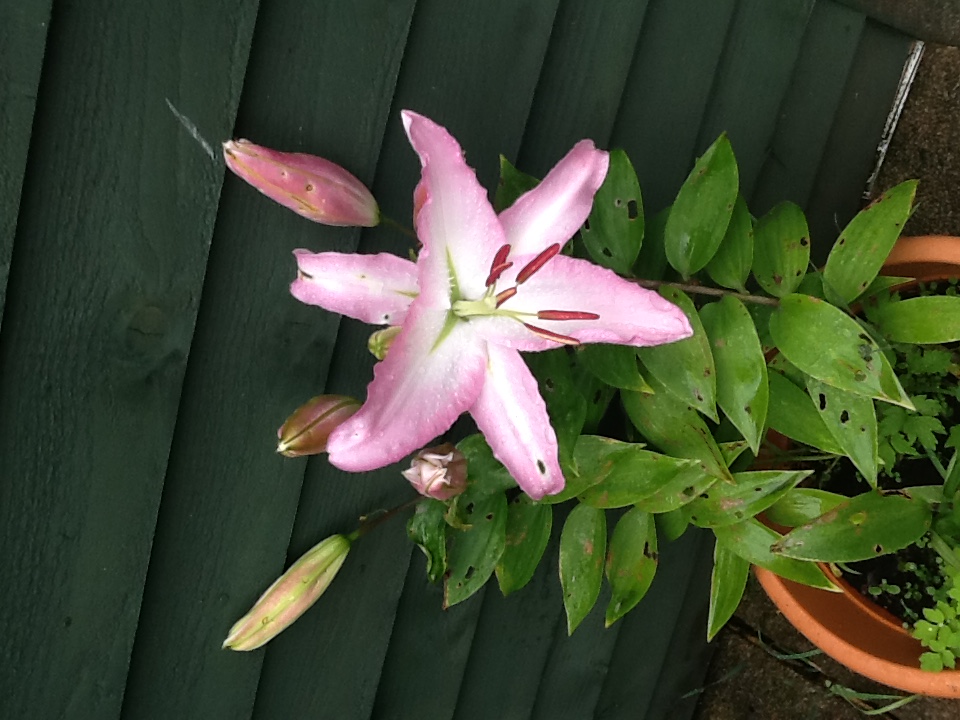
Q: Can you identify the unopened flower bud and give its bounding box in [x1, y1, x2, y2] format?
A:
[368, 326, 402, 360]
[277, 395, 360, 457]
[223, 534, 351, 651]
[223, 139, 380, 227]
[402, 443, 468, 501]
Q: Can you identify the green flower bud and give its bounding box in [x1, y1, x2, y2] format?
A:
[277, 395, 360, 457]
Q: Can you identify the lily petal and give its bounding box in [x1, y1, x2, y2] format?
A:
[499, 140, 608, 257]
[326, 297, 487, 471]
[469, 343, 563, 499]
[401, 110, 507, 302]
[290, 250, 419, 325]
[479, 254, 693, 351]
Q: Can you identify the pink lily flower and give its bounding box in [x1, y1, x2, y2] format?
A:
[291, 111, 692, 499]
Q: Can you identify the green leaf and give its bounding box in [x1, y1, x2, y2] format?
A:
[699, 296, 769, 452]
[655, 509, 689, 542]
[496, 496, 552, 596]
[544, 435, 642, 505]
[632, 465, 721, 514]
[706, 194, 753, 292]
[457, 434, 517, 495]
[805, 379, 878, 488]
[766, 370, 845, 455]
[605, 508, 658, 627]
[708, 542, 751, 640]
[568, 359, 616, 434]
[444, 492, 508, 607]
[581, 149, 643, 275]
[576, 445, 700, 509]
[526, 349, 588, 472]
[635, 205, 670, 280]
[494, 155, 539, 212]
[714, 519, 838, 590]
[576, 343, 651, 392]
[764, 488, 847, 527]
[637, 288, 717, 421]
[769, 294, 913, 408]
[872, 295, 960, 344]
[622, 381, 733, 483]
[560, 504, 606, 634]
[773, 491, 933, 562]
[664, 134, 739, 278]
[685, 470, 812, 528]
[751, 202, 810, 298]
[407, 499, 448, 584]
[822, 181, 917, 305]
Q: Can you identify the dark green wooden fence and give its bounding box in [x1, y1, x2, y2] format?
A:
[0, 1, 925, 718]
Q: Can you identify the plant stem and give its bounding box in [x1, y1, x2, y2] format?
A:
[381, 214, 419, 242]
[349, 496, 423, 541]
[632, 278, 779, 307]
[929, 531, 960, 572]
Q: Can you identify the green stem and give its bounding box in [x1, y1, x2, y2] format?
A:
[929, 531, 960, 572]
[633, 278, 779, 307]
[381, 214, 419, 242]
[348, 496, 423, 541]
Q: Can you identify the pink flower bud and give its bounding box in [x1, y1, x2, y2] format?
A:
[223, 534, 351, 651]
[222, 139, 380, 227]
[402, 443, 468, 501]
[277, 395, 360, 457]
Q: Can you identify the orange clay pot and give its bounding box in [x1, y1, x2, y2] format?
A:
[757, 236, 960, 697]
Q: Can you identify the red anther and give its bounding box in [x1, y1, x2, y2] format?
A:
[523, 323, 580, 346]
[495, 287, 518, 307]
[485, 261, 513, 287]
[537, 310, 600, 321]
[492, 243, 512, 269]
[516, 244, 561, 284]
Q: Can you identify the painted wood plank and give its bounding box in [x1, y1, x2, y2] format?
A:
[251, 2, 563, 718]
[750, 2, 867, 215]
[805, 18, 914, 263]
[695, 0, 816, 201]
[0, 2, 259, 718]
[118, 3, 417, 719]
[517, 0, 650, 176]
[0, 0, 52, 328]
[610, 0, 737, 213]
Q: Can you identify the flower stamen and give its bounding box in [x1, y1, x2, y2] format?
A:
[537, 310, 600, 321]
[495, 287, 518, 307]
[485, 261, 514, 287]
[522, 323, 580, 346]
[516, 243, 560, 284]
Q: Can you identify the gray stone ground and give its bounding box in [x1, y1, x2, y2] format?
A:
[692, 43, 960, 720]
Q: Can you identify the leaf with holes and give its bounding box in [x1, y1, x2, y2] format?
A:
[752, 202, 810, 298]
[560, 503, 606, 634]
[700, 296, 768, 453]
[526, 349, 588, 473]
[444, 491, 508, 607]
[706, 194, 753, 292]
[576, 445, 700, 509]
[542, 435, 632, 505]
[769, 294, 913, 408]
[806, 378, 878, 488]
[685, 470, 811, 528]
[457, 433, 517, 495]
[714, 519, 838, 590]
[581, 149, 643, 275]
[872, 296, 960, 344]
[632, 464, 720, 514]
[496, 496, 552, 596]
[637, 288, 717, 420]
[764, 488, 847, 528]
[822, 180, 916, 305]
[494, 155, 540, 212]
[766, 370, 845, 455]
[708, 542, 751, 640]
[605, 508, 658, 627]
[773, 491, 933, 562]
[622, 380, 732, 483]
[664, 134, 739, 278]
[576, 343, 651, 392]
[407, 499, 448, 584]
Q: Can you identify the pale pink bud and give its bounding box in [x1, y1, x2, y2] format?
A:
[223, 534, 351, 651]
[277, 395, 360, 457]
[402, 443, 468, 501]
[223, 139, 379, 227]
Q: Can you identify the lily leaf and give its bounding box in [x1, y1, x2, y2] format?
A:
[526, 349, 588, 473]
[407, 499, 448, 584]
[444, 491, 508, 607]
[635, 205, 671, 280]
[632, 464, 721, 514]
[457, 434, 517, 495]
[751, 201, 810, 298]
[576, 343, 652, 392]
[664, 134, 739, 278]
[700, 296, 769, 453]
[764, 488, 847, 528]
[822, 180, 917, 305]
[773, 490, 933, 562]
[496, 496, 552, 596]
[637, 288, 718, 421]
[560, 503, 606, 634]
[769, 294, 913, 408]
[576, 446, 700, 509]
[872, 295, 960, 344]
[708, 542, 751, 640]
[544, 435, 642, 505]
[766, 370, 845, 455]
[494, 155, 539, 212]
[581, 149, 643, 275]
[605, 508, 658, 627]
[806, 378, 878, 488]
[685, 470, 811, 528]
[706, 194, 753, 292]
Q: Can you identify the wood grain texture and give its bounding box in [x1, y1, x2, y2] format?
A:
[0, 0, 52, 328]
[119, 2, 417, 719]
[0, 2, 259, 718]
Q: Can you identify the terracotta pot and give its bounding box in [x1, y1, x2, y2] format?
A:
[757, 236, 960, 697]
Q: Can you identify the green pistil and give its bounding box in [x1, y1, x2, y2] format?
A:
[446, 247, 463, 303]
